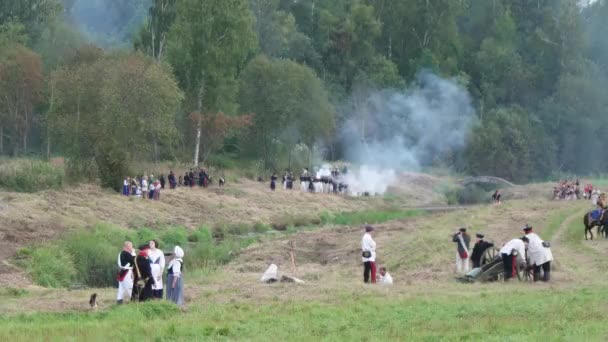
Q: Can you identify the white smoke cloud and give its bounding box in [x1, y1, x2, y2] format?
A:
[339, 71, 476, 194]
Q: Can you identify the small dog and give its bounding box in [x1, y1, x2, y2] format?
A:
[219, 178, 225, 187]
[89, 293, 98, 310]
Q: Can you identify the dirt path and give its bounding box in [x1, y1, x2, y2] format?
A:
[551, 207, 607, 282]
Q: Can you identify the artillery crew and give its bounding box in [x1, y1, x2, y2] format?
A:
[470, 233, 494, 268]
[452, 228, 471, 274]
[523, 225, 553, 282]
[499, 237, 528, 281]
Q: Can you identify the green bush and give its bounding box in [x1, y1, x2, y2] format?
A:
[160, 226, 188, 248]
[455, 185, 489, 205]
[329, 209, 422, 225]
[188, 226, 213, 243]
[226, 223, 251, 235]
[136, 228, 158, 245]
[253, 222, 270, 233]
[0, 158, 64, 193]
[27, 246, 76, 288]
[60, 225, 132, 287]
[24, 223, 256, 289]
[187, 237, 256, 270]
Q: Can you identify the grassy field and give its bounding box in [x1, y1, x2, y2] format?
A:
[0, 180, 606, 341]
[1, 285, 607, 341]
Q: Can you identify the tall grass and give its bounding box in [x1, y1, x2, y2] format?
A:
[22, 223, 259, 288]
[0, 287, 607, 340]
[320, 209, 423, 226]
[0, 158, 64, 192]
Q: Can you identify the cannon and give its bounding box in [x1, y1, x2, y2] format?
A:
[457, 246, 531, 283]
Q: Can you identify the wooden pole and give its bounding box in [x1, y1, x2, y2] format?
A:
[290, 240, 297, 275]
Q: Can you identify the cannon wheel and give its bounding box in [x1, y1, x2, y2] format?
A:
[479, 247, 530, 282]
[481, 246, 499, 266]
[515, 257, 532, 282]
[478, 246, 503, 281]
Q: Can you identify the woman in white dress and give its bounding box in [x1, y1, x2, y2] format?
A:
[148, 240, 165, 299]
[166, 246, 185, 306]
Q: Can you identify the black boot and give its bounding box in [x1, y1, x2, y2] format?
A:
[117, 299, 123, 305]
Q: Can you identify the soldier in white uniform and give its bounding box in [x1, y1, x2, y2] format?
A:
[523, 225, 553, 282]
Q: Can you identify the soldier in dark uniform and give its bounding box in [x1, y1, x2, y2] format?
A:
[132, 244, 153, 302]
[470, 233, 494, 268]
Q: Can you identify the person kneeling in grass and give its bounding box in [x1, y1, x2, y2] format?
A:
[377, 267, 393, 285]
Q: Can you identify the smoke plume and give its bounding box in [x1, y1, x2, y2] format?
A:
[339, 71, 476, 194]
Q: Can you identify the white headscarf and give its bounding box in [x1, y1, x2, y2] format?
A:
[174, 246, 184, 258]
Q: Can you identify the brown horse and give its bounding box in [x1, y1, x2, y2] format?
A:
[583, 210, 607, 240]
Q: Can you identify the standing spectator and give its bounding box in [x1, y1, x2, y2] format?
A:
[270, 173, 277, 191]
[166, 246, 185, 306]
[452, 228, 471, 274]
[184, 172, 190, 187]
[133, 244, 153, 301]
[116, 241, 135, 304]
[202, 168, 209, 187]
[189, 169, 195, 187]
[492, 190, 501, 204]
[122, 177, 130, 196]
[361, 225, 377, 283]
[153, 179, 161, 200]
[198, 169, 205, 187]
[149, 179, 156, 199]
[160, 174, 166, 190]
[149, 240, 166, 299]
[168, 171, 176, 189]
[141, 176, 148, 200]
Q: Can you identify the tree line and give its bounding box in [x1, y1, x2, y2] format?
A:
[0, 0, 607, 188]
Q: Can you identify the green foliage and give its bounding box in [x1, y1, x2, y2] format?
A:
[0, 158, 63, 192]
[136, 228, 157, 245]
[50, 50, 183, 190]
[444, 185, 489, 205]
[27, 245, 76, 288]
[167, 0, 257, 114]
[160, 226, 189, 248]
[2, 0, 607, 183]
[59, 224, 135, 287]
[188, 226, 213, 243]
[325, 209, 423, 226]
[239, 55, 334, 168]
[465, 107, 555, 183]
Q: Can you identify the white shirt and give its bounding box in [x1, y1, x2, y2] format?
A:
[525, 232, 553, 266]
[169, 258, 183, 277]
[379, 272, 393, 285]
[499, 239, 527, 263]
[142, 179, 148, 190]
[361, 233, 376, 262]
[149, 248, 165, 290]
[149, 183, 155, 191]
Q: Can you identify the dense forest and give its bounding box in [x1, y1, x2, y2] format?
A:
[1, 0, 607, 188]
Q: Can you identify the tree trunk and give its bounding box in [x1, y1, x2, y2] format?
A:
[154, 139, 159, 163]
[193, 85, 204, 167]
[0, 125, 3, 155]
[46, 80, 55, 160]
